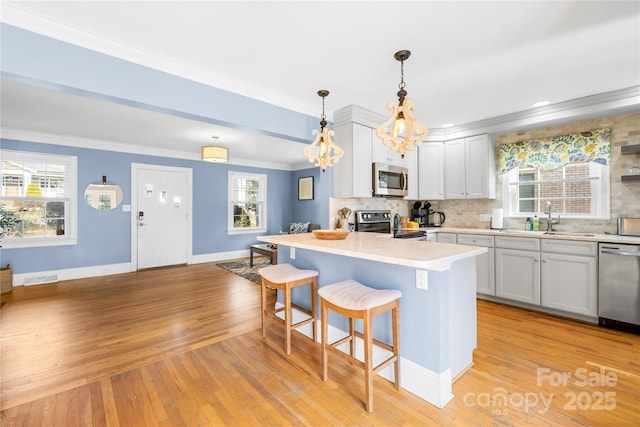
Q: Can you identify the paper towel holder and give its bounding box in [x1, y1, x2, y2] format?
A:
[491, 208, 504, 230]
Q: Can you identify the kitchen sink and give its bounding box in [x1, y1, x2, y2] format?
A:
[543, 231, 595, 237]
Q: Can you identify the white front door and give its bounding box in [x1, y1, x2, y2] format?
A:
[132, 164, 192, 270]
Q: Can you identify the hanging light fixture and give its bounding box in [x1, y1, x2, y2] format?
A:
[375, 50, 428, 158]
[304, 90, 343, 171]
[202, 136, 228, 163]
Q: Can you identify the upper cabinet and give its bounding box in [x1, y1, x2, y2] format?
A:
[418, 142, 445, 200]
[332, 105, 418, 199]
[444, 134, 496, 199]
[333, 121, 373, 198]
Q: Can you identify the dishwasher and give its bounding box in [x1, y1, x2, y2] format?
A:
[598, 242, 640, 333]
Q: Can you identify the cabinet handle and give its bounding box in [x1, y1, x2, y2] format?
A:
[534, 258, 539, 262]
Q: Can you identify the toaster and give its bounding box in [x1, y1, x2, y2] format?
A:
[617, 217, 640, 236]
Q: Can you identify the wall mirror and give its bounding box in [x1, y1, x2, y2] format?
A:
[84, 176, 123, 210]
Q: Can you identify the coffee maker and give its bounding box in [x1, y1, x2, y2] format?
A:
[411, 201, 431, 227]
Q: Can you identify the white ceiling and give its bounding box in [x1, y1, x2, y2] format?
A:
[1, 1, 639, 169]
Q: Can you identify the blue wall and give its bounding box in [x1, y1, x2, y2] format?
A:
[0, 23, 335, 275]
[291, 167, 333, 228]
[2, 138, 328, 274]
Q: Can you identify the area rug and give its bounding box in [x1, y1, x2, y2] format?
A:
[216, 257, 273, 284]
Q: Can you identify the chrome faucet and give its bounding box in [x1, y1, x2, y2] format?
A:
[544, 201, 560, 232]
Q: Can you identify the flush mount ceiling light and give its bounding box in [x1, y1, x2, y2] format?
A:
[202, 136, 228, 163]
[375, 50, 429, 158]
[304, 89, 344, 171]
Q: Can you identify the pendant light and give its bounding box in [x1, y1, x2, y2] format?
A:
[202, 136, 228, 163]
[304, 90, 343, 171]
[375, 50, 428, 158]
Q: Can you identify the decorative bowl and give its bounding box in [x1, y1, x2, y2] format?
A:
[312, 229, 350, 240]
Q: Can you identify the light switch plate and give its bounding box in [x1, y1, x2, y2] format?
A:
[290, 247, 296, 259]
[479, 214, 492, 222]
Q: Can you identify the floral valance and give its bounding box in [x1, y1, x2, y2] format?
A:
[498, 128, 611, 174]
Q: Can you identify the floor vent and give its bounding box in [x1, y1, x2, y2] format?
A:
[24, 274, 58, 285]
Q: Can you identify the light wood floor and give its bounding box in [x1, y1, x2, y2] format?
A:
[1, 259, 639, 426]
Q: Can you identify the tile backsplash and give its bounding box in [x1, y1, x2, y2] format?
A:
[332, 111, 640, 234]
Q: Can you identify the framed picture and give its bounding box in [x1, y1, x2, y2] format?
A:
[298, 176, 314, 200]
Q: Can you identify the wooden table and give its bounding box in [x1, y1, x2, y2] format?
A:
[249, 244, 278, 267]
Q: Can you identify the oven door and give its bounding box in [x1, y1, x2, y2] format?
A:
[356, 222, 391, 233]
[373, 163, 408, 197]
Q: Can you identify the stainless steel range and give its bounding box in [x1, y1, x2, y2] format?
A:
[355, 210, 430, 240]
[355, 210, 392, 233]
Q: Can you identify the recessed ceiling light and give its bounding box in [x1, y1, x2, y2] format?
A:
[442, 123, 454, 128]
[532, 101, 550, 108]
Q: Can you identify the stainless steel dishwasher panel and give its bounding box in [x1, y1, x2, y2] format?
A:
[598, 243, 640, 331]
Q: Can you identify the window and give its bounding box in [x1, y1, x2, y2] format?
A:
[503, 163, 610, 218]
[499, 128, 611, 219]
[1, 150, 77, 247]
[227, 171, 267, 234]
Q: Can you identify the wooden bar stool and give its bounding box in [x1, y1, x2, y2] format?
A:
[259, 263, 318, 355]
[318, 280, 401, 413]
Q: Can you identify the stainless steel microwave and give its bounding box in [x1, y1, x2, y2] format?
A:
[372, 163, 408, 197]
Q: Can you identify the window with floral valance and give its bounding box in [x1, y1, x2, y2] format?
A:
[498, 128, 611, 174]
[500, 129, 611, 219]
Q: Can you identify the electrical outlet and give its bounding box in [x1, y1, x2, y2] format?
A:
[290, 247, 296, 259]
[416, 269, 428, 290]
[479, 213, 492, 222]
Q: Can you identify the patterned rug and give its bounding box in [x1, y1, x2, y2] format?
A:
[216, 257, 273, 284]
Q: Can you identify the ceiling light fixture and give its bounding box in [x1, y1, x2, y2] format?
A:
[376, 50, 428, 158]
[304, 89, 343, 171]
[202, 136, 228, 163]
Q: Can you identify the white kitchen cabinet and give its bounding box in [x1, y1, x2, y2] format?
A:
[404, 150, 418, 200]
[332, 122, 373, 198]
[457, 234, 495, 295]
[495, 237, 541, 305]
[333, 106, 383, 199]
[372, 139, 403, 166]
[444, 134, 496, 199]
[436, 233, 457, 244]
[332, 105, 419, 199]
[418, 142, 445, 200]
[540, 240, 597, 316]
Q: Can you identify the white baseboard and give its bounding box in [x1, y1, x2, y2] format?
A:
[274, 302, 454, 408]
[190, 249, 249, 264]
[11, 250, 249, 286]
[14, 262, 133, 286]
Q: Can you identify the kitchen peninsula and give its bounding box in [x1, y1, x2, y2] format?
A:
[257, 232, 486, 408]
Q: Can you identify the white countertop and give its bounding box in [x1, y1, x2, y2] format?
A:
[420, 227, 640, 245]
[257, 232, 487, 272]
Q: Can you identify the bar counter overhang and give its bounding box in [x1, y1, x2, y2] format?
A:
[258, 231, 486, 408]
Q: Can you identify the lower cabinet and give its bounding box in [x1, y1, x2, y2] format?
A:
[457, 234, 495, 295]
[442, 233, 598, 320]
[495, 247, 541, 305]
[436, 232, 457, 244]
[540, 240, 597, 316]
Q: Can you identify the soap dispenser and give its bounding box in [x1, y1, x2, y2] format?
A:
[532, 215, 540, 231]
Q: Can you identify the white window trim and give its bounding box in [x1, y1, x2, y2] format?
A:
[1, 150, 78, 248]
[227, 171, 267, 235]
[502, 163, 610, 220]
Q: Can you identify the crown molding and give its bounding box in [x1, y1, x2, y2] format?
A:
[0, 3, 323, 120]
[0, 128, 297, 171]
[441, 86, 640, 140]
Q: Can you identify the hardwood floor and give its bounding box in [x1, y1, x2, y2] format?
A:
[1, 260, 639, 426]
